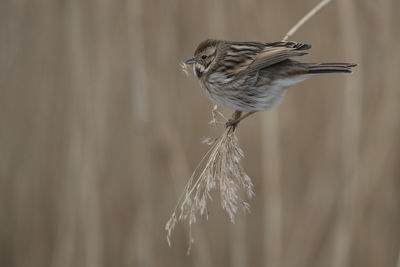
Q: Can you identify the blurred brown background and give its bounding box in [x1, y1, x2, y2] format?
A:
[1, 0, 399, 266]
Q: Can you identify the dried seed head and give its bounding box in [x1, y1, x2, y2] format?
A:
[165, 111, 255, 252]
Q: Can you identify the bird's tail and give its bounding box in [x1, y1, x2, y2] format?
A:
[306, 62, 357, 74]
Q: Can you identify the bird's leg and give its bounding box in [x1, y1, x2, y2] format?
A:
[226, 111, 242, 130]
[226, 111, 256, 129]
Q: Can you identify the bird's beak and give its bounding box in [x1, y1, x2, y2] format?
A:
[185, 57, 196, 65]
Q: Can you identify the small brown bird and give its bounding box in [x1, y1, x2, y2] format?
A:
[185, 39, 356, 127]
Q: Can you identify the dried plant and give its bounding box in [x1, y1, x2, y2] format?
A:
[179, 61, 191, 77]
[166, 0, 332, 252]
[165, 110, 254, 253]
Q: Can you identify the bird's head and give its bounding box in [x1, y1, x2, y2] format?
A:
[185, 39, 219, 78]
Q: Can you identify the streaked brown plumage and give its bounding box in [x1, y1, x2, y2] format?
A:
[185, 39, 356, 126]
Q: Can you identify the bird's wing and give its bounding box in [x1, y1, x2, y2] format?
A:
[224, 42, 311, 76]
[246, 42, 311, 72]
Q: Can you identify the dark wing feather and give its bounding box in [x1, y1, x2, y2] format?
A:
[220, 41, 311, 76]
[245, 42, 311, 73]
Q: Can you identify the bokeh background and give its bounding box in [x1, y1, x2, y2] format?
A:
[1, 0, 399, 266]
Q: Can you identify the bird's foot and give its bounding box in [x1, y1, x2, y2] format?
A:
[225, 119, 239, 130]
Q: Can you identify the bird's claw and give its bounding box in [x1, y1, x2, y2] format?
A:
[226, 119, 239, 130]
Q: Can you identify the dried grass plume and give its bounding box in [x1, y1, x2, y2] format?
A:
[165, 110, 254, 253]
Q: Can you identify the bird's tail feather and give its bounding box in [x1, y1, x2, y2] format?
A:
[306, 62, 357, 74]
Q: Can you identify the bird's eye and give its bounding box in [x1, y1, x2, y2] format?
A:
[201, 55, 207, 60]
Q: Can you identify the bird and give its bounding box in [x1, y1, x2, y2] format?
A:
[184, 39, 356, 127]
